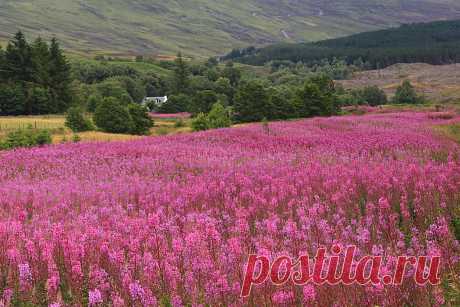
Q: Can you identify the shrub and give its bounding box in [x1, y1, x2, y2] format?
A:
[65, 107, 94, 132]
[190, 103, 232, 132]
[337, 93, 360, 107]
[174, 118, 186, 128]
[127, 103, 154, 135]
[72, 134, 82, 143]
[207, 102, 232, 129]
[1, 127, 52, 150]
[360, 86, 388, 106]
[93, 98, 133, 134]
[4, 129, 36, 148]
[393, 80, 423, 104]
[191, 113, 210, 131]
[34, 130, 52, 145]
[155, 126, 171, 136]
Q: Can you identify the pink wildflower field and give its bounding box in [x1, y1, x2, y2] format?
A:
[0, 112, 459, 306]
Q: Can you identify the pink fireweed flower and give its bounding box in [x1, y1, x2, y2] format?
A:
[18, 263, 32, 286]
[88, 289, 103, 306]
[303, 284, 316, 302]
[0, 111, 457, 305]
[2, 289, 12, 305]
[129, 281, 145, 302]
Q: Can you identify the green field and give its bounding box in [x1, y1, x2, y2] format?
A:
[1, 0, 460, 56]
[437, 122, 460, 143]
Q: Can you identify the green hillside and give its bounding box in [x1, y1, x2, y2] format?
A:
[225, 19, 460, 68]
[1, 0, 460, 57]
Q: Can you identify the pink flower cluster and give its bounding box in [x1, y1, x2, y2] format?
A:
[0, 112, 459, 306]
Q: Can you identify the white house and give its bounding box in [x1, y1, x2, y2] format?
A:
[142, 96, 168, 109]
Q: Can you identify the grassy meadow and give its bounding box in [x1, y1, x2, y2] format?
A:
[436, 122, 460, 143]
[0, 115, 192, 145]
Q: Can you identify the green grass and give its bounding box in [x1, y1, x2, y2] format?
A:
[2, 0, 460, 57]
[436, 123, 460, 143]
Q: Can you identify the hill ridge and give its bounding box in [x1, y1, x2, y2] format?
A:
[1, 0, 460, 56]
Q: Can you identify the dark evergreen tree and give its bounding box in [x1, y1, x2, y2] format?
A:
[225, 20, 460, 69]
[31, 37, 51, 85]
[172, 52, 190, 94]
[0, 83, 26, 115]
[234, 81, 272, 122]
[4, 31, 34, 83]
[27, 86, 51, 115]
[295, 82, 324, 117]
[222, 61, 241, 87]
[127, 103, 154, 135]
[48, 37, 72, 113]
[87, 94, 102, 113]
[158, 94, 189, 113]
[214, 77, 234, 104]
[143, 73, 167, 97]
[0, 46, 6, 82]
[268, 86, 298, 120]
[112, 76, 146, 103]
[1, 33, 72, 115]
[191, 90, 218, 115]
[205, 57, 219, 68]
[295, 76, 339, 117]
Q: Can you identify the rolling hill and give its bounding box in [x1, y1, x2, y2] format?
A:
[1, 0, 460, 57]
[338, 63, 460, 104]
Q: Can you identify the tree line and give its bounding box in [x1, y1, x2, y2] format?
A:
[0, 31, 72, 115]
[156, 54, 344, 125]
[0, 31, 426, 138]
[224, 19, 460, 69]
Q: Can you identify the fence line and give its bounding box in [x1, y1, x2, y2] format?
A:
[0, 121, 63, 132]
